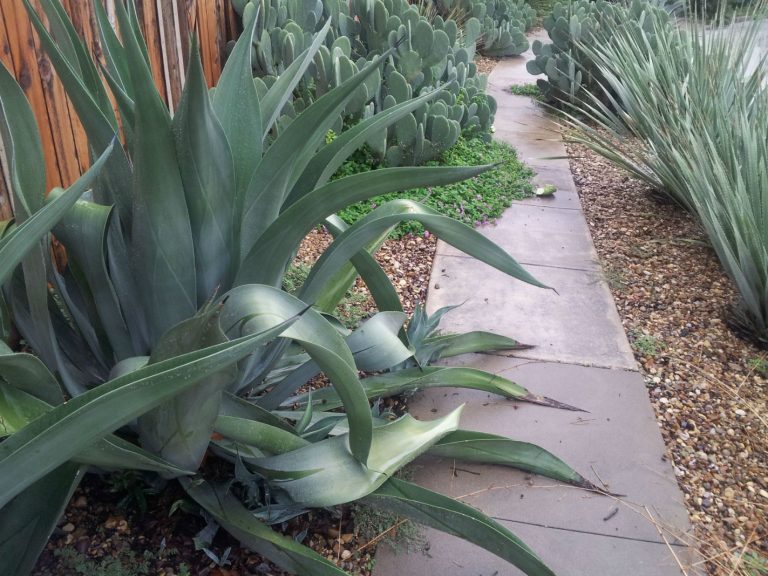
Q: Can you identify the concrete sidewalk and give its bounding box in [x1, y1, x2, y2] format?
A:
[373, 32, 698, 576]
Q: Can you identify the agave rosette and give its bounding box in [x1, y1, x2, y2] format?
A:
[0, 2, 600, 575]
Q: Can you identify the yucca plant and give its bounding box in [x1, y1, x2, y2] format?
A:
[0, 1, 601, 575]
[563, 3, 768, 343]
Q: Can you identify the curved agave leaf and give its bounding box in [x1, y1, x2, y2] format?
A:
[287, 89, 443, 204]
[364, 477, 556, 576]
[0, 461, 82, 576]
[47, 192, 133, 360]
[299, 200, 547, 306]
[237, 166, 492, 287]
[0, 312, 301, 507]
[0, 345, 63, 406]
[251, 408, 463, 507]
[316, 215, 402, 315]
[238, 50, 409, 259]
[220, 285, 373, 464]
[214, 415, 309, 455]
[259, 311, 412, 410]
[429, 430, 601, 490]
[181, 477, 349, 576]
[287, 366, 583, 412]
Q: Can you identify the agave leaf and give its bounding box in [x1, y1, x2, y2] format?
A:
[114, 3, 197, 343]
[37, 0, 114, 122]
[92, 0, 134, 99]
[47, 192, 133, 360]
[0, 382, 49, 437]
[424, 331, 533, 359]
[239, 53, 397, 260]
[174, 39, 236, 302]
[288, 89, 443, 204]
[0, 346, 63, 406]
[237, 166, 492, 287]
[288, 366, 583, 412]
[22, 0, 132, 215]
[251, 408, 463, 507]
[0, 380, 192, 476]
[181, 477, 349, 576]
[138, 302, 236, 473]
[0, 462, 82, 576]
[258, 311, 412, 410]
[0, 149, 109, 289]
[252, 406, 463, 507]
[220, 392, 296, 433]
[429, 430, 600, 490]
[260, 20, 333, 139]
[313, 216, 396, 315]
[0, 311, 302, 507]
[300, 200, 547, 306]
[214, 415, 309, 455]
[212, 2, 262, 228]
[364, 477, 556, 576]
[75, 434, 193, 476]
[221, 285, 373, 464]
[0, 61, 44, 215]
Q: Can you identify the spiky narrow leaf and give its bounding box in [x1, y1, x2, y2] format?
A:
[430, 430, 600, 490]
[365, 478, 556, 576]
[300, 200, 547, 306]
[260, 20, 333, 138]
[288, 366, 582, 411]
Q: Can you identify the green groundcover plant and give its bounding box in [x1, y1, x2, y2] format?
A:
[563, 2, 768, 343]
[0, 2, 602, 575]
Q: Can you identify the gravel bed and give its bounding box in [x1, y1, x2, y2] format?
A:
[566, 140, 767, 574]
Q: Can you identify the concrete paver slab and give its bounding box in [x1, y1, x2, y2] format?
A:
[399, 361, 689, 544]
[428, 254, 636, 369]
[437, 203, 600, 271]
[373, 29, 696, 576]
[374, 519, 696, 576]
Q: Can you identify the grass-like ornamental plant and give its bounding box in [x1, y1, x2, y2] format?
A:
[0, 2, 601, 574]
[563, 4, 768, 343]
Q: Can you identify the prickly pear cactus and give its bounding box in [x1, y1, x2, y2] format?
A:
[232, 0, 500, 165]
[526, 0, 670, 104]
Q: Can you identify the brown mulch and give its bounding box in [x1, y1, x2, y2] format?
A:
[296, 227, 437, 320]
[35, 232, 435, 576]
[566, 140, 768, 574]
[475, 55, 500, 76]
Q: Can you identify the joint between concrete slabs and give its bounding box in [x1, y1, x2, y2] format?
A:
[492, 517, 691, 548]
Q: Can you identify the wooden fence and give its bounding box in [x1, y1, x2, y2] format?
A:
[0, 0, 240, 219]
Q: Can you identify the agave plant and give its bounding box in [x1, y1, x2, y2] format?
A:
[0, 1, 600, 575]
